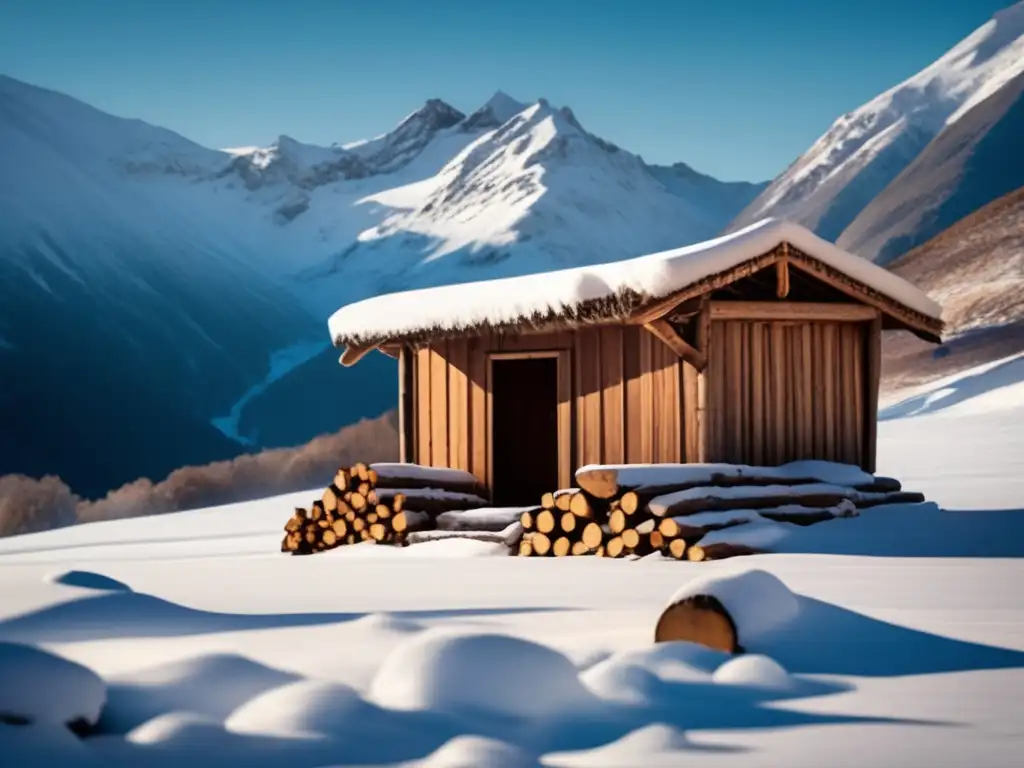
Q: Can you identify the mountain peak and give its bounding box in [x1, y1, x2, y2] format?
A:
[461, 90, 528, 131]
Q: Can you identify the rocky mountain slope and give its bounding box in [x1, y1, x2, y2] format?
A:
[881, 186, 1024, 394]
[838, 68, 1024, 263]
[727, 1, 1024, 257]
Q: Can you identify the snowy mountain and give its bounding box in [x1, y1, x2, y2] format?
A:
[727, 1, 1024, 247]
[0, 75, 764, 497]
[837, 69, 1024, 263]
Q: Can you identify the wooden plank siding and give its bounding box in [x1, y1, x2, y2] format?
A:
[705, 319, 869, 467]
[408, 327, 691, 496]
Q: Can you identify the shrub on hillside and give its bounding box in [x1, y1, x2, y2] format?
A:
[78, 412, 399, 524]
[0, 474, 78, 537]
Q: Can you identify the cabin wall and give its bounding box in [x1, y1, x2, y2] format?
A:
[704, 318, 874, 469]
[408, 326, 695, 493]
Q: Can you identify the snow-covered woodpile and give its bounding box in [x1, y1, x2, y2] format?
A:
[280, 463, 494, 554]
[282, 459, 924, 559]
[518, 461, 925, 561]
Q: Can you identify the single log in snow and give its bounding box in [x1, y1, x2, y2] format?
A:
[655, 569, 800, 651]
[575, 460, 875, 500]
[369, 463, 484, 494]
[435, 507, 535, 532]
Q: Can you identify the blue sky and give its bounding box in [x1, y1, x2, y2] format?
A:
[0, 0, 1011, 180]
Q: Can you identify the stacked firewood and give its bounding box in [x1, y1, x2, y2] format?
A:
[281, 462, 489, 555]
[518, 463, 925, 561]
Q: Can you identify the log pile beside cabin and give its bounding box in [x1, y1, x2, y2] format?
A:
[280, 462, 493, 555]
[517, 462, 924, 561]
[282, 459, 924, 561]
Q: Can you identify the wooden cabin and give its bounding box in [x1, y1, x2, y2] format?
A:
[329, 219, 943, 506]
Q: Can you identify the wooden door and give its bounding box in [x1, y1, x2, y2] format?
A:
[706, 320, 867, 467]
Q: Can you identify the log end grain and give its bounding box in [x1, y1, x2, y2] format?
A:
[654, 594, 739, 653]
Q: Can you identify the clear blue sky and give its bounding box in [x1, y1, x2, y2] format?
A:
[0, 0, 1012, 181]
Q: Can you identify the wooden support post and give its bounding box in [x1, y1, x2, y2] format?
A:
[398, 345, 416, 463]
[776, 243, 790, 298]
[864, 315, 882, 473]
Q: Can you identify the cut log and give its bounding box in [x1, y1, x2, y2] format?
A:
[369, 463, 484, 495]
[605, 537, 625, 558]
[357, 481, 372, 498]
[535, 509, 556, 534]
[571, 541, 591, 556]
[667, 538, 687, 560]
[855, 491, 926, 508]
[620, 529, 640, 550]
[366, 512, 378, 524]
[552, 537, 571, 557]
[333, 468, 351, 492]
[436, 507, 536, 532]
[654, 594, 738, 652]
[367, 488, 487, 514]
[648, 483, 855, 518]
[391, 509, 431, 533]
[519, 538, 534, 557]
[560, 512, 577, 533]
[576, 462, 875, 500]
[540, 491, 556, 510]
[687, 542, 764, 562]
[351, 462, 370, 483]
[405, 529, 511, 546]
[580, 522, 604, 550]
[350, 492, 368, 512]
[855, 476, 901, 493]
[554, 493, 574, 512]
[649, 531, 665, 550]
[521, 510, 535, 530]
[531, 533, 552, 556]
[331, 519, 348, 537]
[322, 529, 338, 547]
[608, 509, 627, 534]
[369, 523, 387, 542]
[284, 513, 304, 533]
[568, 492, 595, 519]
[375, 504, 391, 519]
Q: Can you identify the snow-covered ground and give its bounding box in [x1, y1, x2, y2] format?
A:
[1, 356, 1022, 767]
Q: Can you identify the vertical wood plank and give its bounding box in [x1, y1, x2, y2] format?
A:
[864, 316, 881, 472]
[447, 338, 469, 472]
[728, 322, 744, 464]
[771, 322, 786, 465]
[803, 324, 817, 459]
[851, 325, 864, 466]
[416, 346, 432, 466]
[750, 323, 764, 465]
[575, 328, 603, 466]
[624, 327, 643, 463]
[682, 361, 699, 462]
[638, 328, 655, 463]
[600, 327, 625, 465]
[696, 368, 708, 462]
[821, 324, 837, 461]
[429, 342, 449, 467]
[557, 349, 573, 490]
[468, 337, 487, 486]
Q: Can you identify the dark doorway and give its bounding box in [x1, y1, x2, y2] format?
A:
[491, 357, 559, 506]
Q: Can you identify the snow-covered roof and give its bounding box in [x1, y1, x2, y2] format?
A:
[327, 218, 943, 348]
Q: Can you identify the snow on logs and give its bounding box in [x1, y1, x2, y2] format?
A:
[654, 569, 800, 652]
[280, 459, 925, 560]
[519, 461, 924, 561]
[280, 462, 494, 554]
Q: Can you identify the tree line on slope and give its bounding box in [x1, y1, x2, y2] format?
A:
[0, 412, 399, 538]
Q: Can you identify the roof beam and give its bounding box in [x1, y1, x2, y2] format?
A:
[340, 342, 379, 367]
[644, 319, 707, 371]
[776, 244, 790, 298]
[710, 301, 879, 322]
